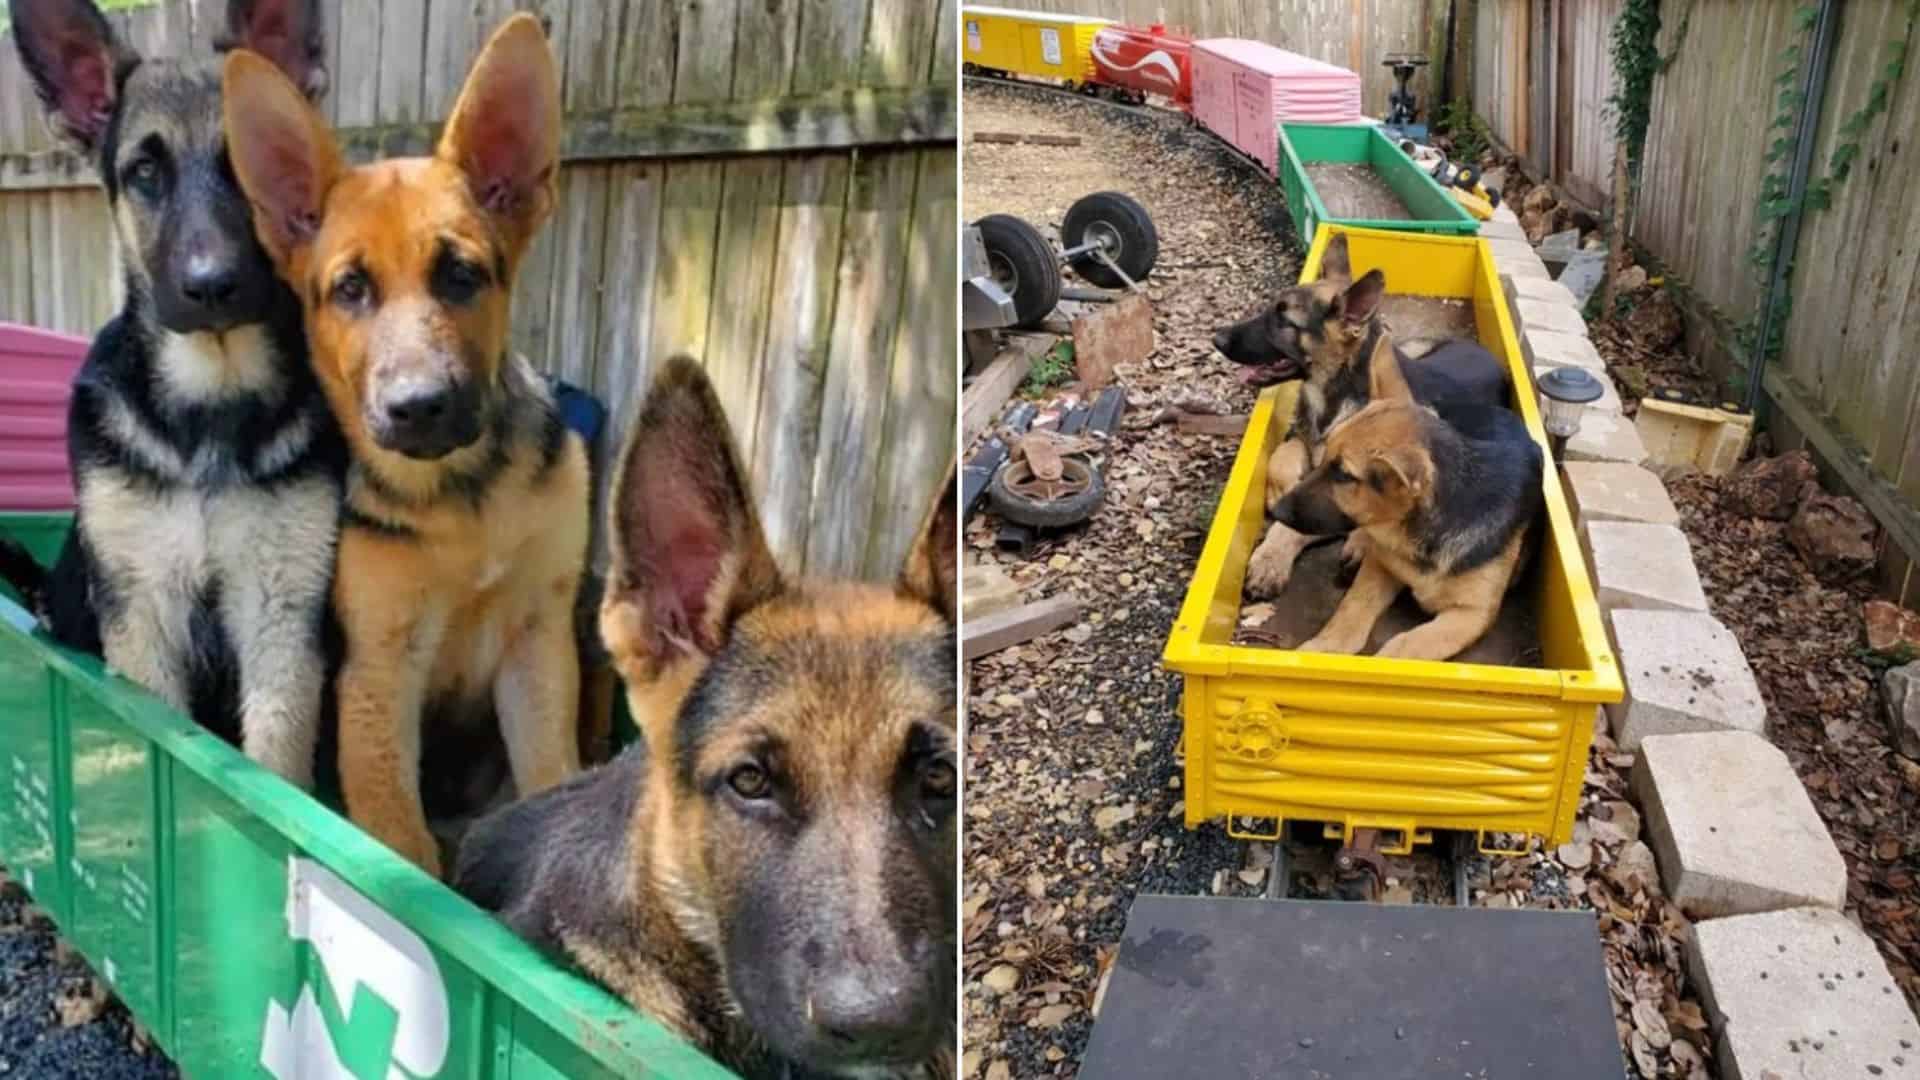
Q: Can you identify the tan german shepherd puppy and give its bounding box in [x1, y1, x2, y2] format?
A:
[454, 357, 958, 1080]
[222, 15, 584, 874]
[1269, 358, 1543, 661]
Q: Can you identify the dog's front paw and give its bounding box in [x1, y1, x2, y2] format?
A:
[1339, 532, 1367, 569]
[1296, 632, 1361, 656]
[1245, 524, 1310, 598]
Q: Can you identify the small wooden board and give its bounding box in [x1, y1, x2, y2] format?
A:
[962, 595, 1081, 661]
[1175, 412, 1249, 437]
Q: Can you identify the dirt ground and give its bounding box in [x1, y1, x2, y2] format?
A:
[960, 81, 1711, 1080]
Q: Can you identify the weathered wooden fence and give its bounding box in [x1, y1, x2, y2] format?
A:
[0, 0, 957, 582]
[1470, 0, 1920, 600]
[1010, 0, 1442, 118]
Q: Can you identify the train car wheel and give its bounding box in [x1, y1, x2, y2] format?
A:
[1062, 192, 1159, 288]
[975, 213, 1061, 329]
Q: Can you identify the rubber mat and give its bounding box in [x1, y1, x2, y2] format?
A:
[1080, 895, 1625, 1079]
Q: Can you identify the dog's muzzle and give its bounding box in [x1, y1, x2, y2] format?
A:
[1272, 482, 1353, 536]
[367, 377, 484, 459]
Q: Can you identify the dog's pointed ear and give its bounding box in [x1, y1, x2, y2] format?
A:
[436, 12, 559, 264]
[8, 0, 136, 152]
[600, 357, 783, 685]
[223, 48, 341, 267]
[1368, 336, 1414, 402]
[218, 0, 329, 100]
[898, 463, 958, 624]
[1320, 231, 1352, 283]
[1365, 443, 1430, 499]
[1335, 269, 1386, 326]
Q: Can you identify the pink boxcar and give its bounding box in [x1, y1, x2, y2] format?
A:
[0, 322, 86, 511]
[1190, 39, 1363, 174]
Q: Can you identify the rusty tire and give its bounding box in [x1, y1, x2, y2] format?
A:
[988, 457, 1105, 528]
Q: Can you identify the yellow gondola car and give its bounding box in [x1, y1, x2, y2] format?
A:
[961, 5, 1110, 88]
[1163, 225, 1622, 855]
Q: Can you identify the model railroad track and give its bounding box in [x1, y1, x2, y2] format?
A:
[1261, 827, 1486, 907]
[961, 73, 1280, 185]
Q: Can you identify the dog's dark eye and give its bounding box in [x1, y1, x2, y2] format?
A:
[921, 759, 956, 800]
[1328, 462, 1354, 485]
[331, 269, 374, 311]
[433, 256, 489, 305]
[727, 763, 773, 800]
[124, 158, 163, 199]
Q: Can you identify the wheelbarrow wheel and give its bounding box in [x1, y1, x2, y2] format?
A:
[988, 457, 1106, 528]
[1062, 191, 1158, 288]
[976, 213, 1061, 329]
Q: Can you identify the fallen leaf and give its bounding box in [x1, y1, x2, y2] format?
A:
[982, 965, 1021, 994]
[1031, 1003, 1076, 1029]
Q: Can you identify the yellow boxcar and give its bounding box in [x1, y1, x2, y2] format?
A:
[1162, 225, 1622, 853]
[960, 6, 1109, 86]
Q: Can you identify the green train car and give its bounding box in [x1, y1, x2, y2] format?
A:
[0, 512, 735, 1079]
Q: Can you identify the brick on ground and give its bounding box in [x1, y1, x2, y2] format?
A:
[1606, 609, 1766, 748]
[1521, 326, 1606, 371]
[1687, 906, 1920, 1080]
[1480, 216, 1526, 243]
[1503, 274, 1578, 309]
[1632, 731, 1846, 917]
[1512, 295, 1589, 338]
[1532, 363, 1622, 415]
[1583, 521, 1707, 612]
[1560, 462, 1679, 534]
[1562, 411, 1649, 465]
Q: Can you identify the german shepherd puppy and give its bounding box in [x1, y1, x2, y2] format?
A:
[1270, 366, 1543, 661]
[222, 15, 587, 875]
[452, 357, 958, 1080]
[1211, 233, 1507, 598]
[6, 0, 342, 785]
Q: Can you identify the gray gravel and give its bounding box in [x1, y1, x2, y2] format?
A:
[0, 870, 176, 1078]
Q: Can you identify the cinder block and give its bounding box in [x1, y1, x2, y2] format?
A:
[1499, 260, 1553, 288]
[1606, 609, 1766, 748]
[1687, 907, 1920, 1080]
[1532, 363, 1622, 415]
[1486, 235, 1542, 268]
[1632, 732, 1846, 917]
[1583, 521, 1707, 612]
[1521, 327, 1606, 371]
[1512, 295, 1588, 338]
[1560, 462, 1680, 533]
[1562, 411, 1649, 465]
[1503, 273, 1578, 310]
[1490, 203, 1520, 226]
[1480, 216, 1526, 243]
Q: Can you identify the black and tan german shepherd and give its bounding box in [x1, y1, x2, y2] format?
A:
[1211, 233, 1508, 597]
[5, 0, 343, 786]
[1270, 370, 1543, 661]
[221, 14, 589, 877]
[452, 358, 958, 1080]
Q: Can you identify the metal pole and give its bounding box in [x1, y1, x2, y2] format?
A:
[1747, 0, 1842, 417]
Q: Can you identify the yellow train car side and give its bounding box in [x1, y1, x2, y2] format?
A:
[960, 5, 1109, 86]
[1162, 225, 1622, 853]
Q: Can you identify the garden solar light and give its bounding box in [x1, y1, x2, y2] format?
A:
[1537, 365, 1603, 449]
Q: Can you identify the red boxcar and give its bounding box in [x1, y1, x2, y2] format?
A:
[1090, 24, 1193, 110]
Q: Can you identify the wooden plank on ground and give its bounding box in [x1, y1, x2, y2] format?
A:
[1178, 413, 1250, 437]
[963, 348, 1037, 448]
[962, 595, 1082, 661]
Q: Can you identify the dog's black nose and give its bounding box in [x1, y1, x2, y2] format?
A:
[810, 972, 931, 1059]
[385, 388, 453, 429]
[181, 264, 240, 308]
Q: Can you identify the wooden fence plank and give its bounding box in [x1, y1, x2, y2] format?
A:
[704, 158, 785, 464]
[646, 159, 724, 383]
[802, 148, 917, 578]
[375, 0, 427, 128]
[333, 0, 382, 127]
[588, 161, 665, 563]
[750, 155, 850, 569]
[26, 192, 56, 331]
[563, 0, 623, 114]
[0, 195, 34, 322]
[792, 0, 870, 95]
[731, 0, 801, 100]
[864, 147, 956, 579]
[616, 0, 677, 109]
[543, 164, 611, 391]
[862, 0, 937, 89]
[673, 0, 739, 104]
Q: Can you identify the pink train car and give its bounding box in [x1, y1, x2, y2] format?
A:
[1190, 39, 1363, 174]
[0, 322, 86, 511]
